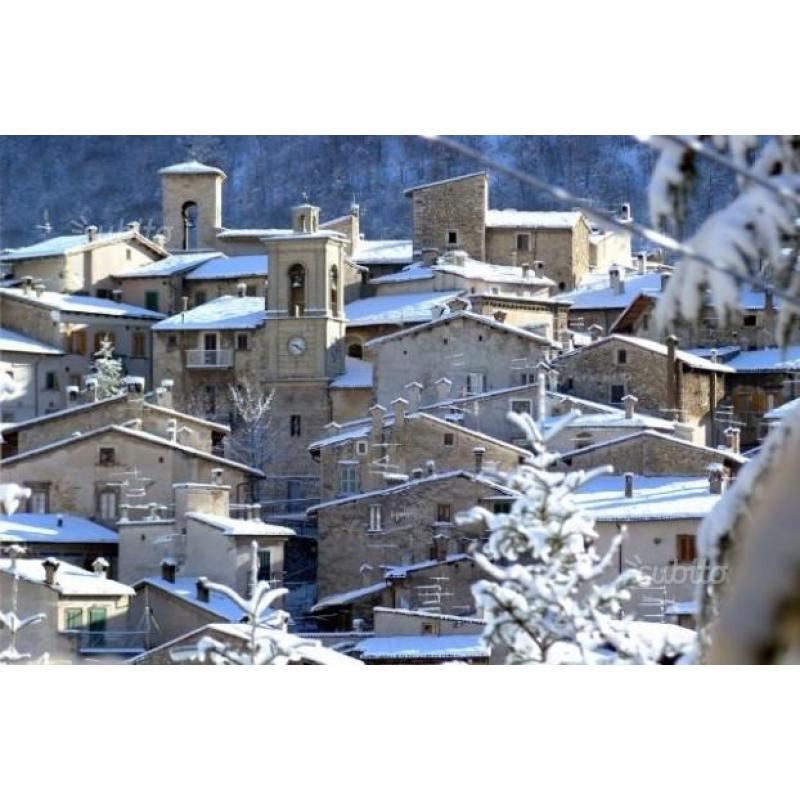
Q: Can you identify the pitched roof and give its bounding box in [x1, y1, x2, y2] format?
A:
[186, 512, 294, 537]
[0, 424, 263, 477]
[554, 333, 734, 373]
[134, 576, 250, 622]
[364, 309, 559, 349]
[0, 326, 63, 355]
[485, 209, 584, 229]
[345, 291, 462, 328]
[158, 160, 226, 178]
[0, 558, 134, 596]
[726, 345, 800, 373]
[558, 271, 664, 311]
[152, 295, 266, 331]
[0, 229, 168, 263]
[0, 513, 118, 544]
[403, 171, 486, 196]
[369, 263, 435, 285]
[352, 240, 414, 265]
[353, 634, 489, 661]
[0, 288, 165, 319]
[185, 255, 268, 281]
[764, 396, 800, 422]
[112, 251, 221, 279]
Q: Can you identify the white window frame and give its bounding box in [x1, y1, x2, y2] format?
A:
[465, 372, 485, 395]
[510, 398, 533, 416]
[99, 490, 118, 521]
[356, 440, 368, 456]
[338, 463, 360, 496]
[368, 504, 383, 532]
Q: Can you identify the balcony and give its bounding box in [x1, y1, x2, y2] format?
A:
[186, 348, 233, 368]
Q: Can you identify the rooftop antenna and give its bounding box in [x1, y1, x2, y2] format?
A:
[35, 209, 52, 239]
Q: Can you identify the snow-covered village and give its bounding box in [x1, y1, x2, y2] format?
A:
[1, 133, 799, 668]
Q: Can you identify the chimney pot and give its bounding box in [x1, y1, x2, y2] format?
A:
[182, 296, 189, 313]
[434, 377, 452, 401]
[636, 252, 647, 275]
[85, 225, 98, 242]
[369, 404, 386, 444]
[153, 233, 167, 249]
[160, 559, 177, 584]
[473, 446, 486, 473]
[126, 221, 140, 233]
[623, 394, 638, 419]
[589, 324, 603, 341]
[404, 381, 423, 414]
[391, 397, 409, 429]
[708, 465, 725, 495]
[92, 556, 110, 577]
[411, 468, 424, 480]
[425, 460, 435, 477]
[237, 282, 247, 297]
[211, 467, 224, 485]
[533, 260, 545, 279]
[43, 557, 59, 586]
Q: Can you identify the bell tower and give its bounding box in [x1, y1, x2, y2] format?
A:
[160, 160, 226, 251]
[263, 202, 347, 382]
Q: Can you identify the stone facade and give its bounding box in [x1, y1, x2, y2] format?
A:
[161, 166, 225, 251]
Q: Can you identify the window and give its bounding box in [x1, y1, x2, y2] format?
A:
[743, 314, 757, 327]
[95, 288, 111, 299]
[65, 608, 83, 631]
[69, 329, 87, 355]
[98, 447, 116, 466]
[44, 372, 59, 391]
[356, 440, 368, 456]
[27, 484, 50, 513]
[520, 372, 536, 386]
[437, 504, 453, 523]
[166, 334, 178, 350]
[574, 431, 594, 450]
[288, 264, 306, 316]
[447, 230, 458, 245]
[330, 265, 338, 312]
[257, 549, 271, 582]
[290, 415, 302, 437]
[194, 290, 207, 306]
[511, 399, 533, 416]
[88, 607, 107, 648]
[493, 500, 512, 514]
[466, 373, 485, 395]
[236, 333, 249, 351]
[98, 490, 118, 520]
[132, 330, 146, 358]
[338, 464, 360, 496]
[616, 349, 627, 365]
[145, 291, 159, 312]
[610, 384, 625, 405]
[182, 201, 198, 250]
[443, 433, 455, 446]
[676, 534, 696, 564]
[516, 233, 531, 252]
[368, 504, 383, 532]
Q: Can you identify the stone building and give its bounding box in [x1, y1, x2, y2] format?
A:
[404, 172, 627, 291]
[553, 334, 732, 443]
[0, 285, 165, 400]
[0, 224, 167, 295]
[365, 310, 559, 410]
[0, 424, 263, 526]
[0, 556, 135, 663]
[309, 403, 530, 502]
[309, 469, 516, 605]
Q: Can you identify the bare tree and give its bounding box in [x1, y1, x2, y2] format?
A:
[228, 377, 275, 472]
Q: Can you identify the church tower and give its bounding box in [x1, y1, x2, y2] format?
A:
[263, 202, 347, 382]
[160, 160, 226, 251]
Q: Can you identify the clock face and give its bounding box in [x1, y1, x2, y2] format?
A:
[288, 336, 307, 356]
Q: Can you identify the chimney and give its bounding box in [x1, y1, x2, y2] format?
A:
[493, 310, 507, 324]
[126, 221, 141, 234]
[636, 251, 647, 275]
[391, 397, 409, 432]
[589, 324, 603, 342]
[85, 225, 98, 242]
[411, 467, 424, 481]
[559, 330, 574, 352]
[533, 260, 545, 279]
[473, 447, 486, 473]
[66, 384, 81, 407]
[619, 203, 632, 222]
[622, 393, 637, 419]
[369, 404, 385, 444]
[153, 233, 167, 249]
[425, 459, 436, 477]
[725, 426, 741, 455]
[709, 348, 718, 364]
[22, 276, 33, 295]
[522, 263, 533, 279]
[56, 513, 64, 528]
[660, 272, 670, 292]
[624, 472, 634, 498]
[182, 296, 189, 314]
[211, 467, 224, 485]
[404, 381, 423, 413]
[237, 282, 247, 297]
[666, 334, 680, 420]
[196, 577, 210, 603]
[161, 559, 177, 583]
[92, 557, 109, 578]
[421, 247, 439, 267]
[434, 377, 452, 402]
[609, 267, 623, 296]
[708, 465, 725, 495]
[34, 282, 45, 297]
[42, 557, 59, 587]
[111, 288, 123, 303]
[764, 287, 775, 345]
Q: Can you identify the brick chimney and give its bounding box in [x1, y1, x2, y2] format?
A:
[42, 557, 59, 587]
[434, 377, 452, 402]
[404, 382, 423, 414]
[369, 404, 385, 445]
[622, 394, 638, 419]
[161, 559, 177, 583]
[624, 472, 634, 498]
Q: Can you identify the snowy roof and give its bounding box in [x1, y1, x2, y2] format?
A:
[573, 475, 721, 522]
[0, 327, 63, 355]
[185, 255, 268, 281]
[158, 160, 226, 177]
[0, 288, 165, 319]
[136, 576, 250, 622]
[435, 255, 557, 287]
[0, 230, 165, 263]
[364, 309, 559, 349]
[307, 470, 513, 514]
[560, 429, 748, 465]
[0, 513, 118, 544]
[764, 396, 800, 422]
[726, 346, 800, 373]
[486, 209, 584, 229]
[330, 357, 374, 389]
[684, 345, 742, 362]
[353, 239, 414, 265]
[0, 558, 134, 596]
[354, 634, 489, 661]
[373, 606, 483, 625]
[217, 228, 292, 239]
[310, 581, 388, 612]
[345, 291, 462, 327]
[186, 512, 294, 538]
[557, 271, 664, 310]
[555, 334, 734, 373]
[403, 172, 486, 195]
[152, 295, 266, 331]
[0, 424, 264, 477]
[543, 410, 676, 433]
[369, 263, 435, 285]
[112, 252, 221, 279]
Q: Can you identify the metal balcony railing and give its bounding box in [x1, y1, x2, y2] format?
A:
[186, 349, 233, 368]
[65, 629, 148, 655]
